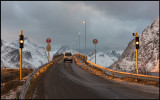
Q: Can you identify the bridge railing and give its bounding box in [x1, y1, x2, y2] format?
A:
[19, 54, 63, 99]
[74, 54, 87, 61]
[74, 54, 159, 82]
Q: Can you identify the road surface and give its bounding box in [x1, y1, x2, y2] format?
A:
[31, 59, 159, 99]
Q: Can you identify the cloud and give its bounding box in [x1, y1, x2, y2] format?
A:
[82, 1, 159, 20]
[1, 1, 159, 51]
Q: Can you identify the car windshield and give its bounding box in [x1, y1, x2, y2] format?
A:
[65, 53, 72, 56]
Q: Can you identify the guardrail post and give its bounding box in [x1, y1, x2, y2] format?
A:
[112, 74, 114, 78]
[135, 78, 138, 82]
[85, 55, 87, 61]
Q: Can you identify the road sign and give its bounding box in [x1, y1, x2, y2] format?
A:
[93, 39, 98, 44]
[46, 38, 51, 44]
[46, 44, 51, 51]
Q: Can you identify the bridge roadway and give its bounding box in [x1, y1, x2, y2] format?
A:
[32, 59, 159, 99]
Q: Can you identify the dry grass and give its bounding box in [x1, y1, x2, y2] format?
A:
[1, 80, 24, 96]
[1, 68, 34, 96]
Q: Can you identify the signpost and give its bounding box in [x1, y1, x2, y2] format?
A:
[93, 39, 98, 64]
[46, 38, 51, 62]
[19, 30, 24, 80]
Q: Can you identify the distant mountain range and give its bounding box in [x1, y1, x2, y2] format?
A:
[54, 46, 123, 68]
[0, 38, 129, 69]
[109, 17, 159, 73]
[87, 50, 123, 68]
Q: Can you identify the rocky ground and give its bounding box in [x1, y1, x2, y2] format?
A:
[1, 68, 33, 99]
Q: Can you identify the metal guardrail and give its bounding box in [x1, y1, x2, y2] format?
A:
[74, 54, 159, 82]
[19, 55, 63, 99]
[74, 54, 87, 61]
[19, 62, 51, 99]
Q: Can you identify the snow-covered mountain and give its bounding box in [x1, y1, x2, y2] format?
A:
[87, 50, 123, 68]
[49, 45, 123, 68]
[1, 37, 48, 69]
[109, 17, 159, 73]
[59, 46, 123, 68]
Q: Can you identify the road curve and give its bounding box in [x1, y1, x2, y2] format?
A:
[32, 59, 159, 99]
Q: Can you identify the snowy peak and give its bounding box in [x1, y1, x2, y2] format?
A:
[140, 17, 159, 42]
[1, 37, 48, 69]
[88, 49, 123, 68]
[1, 39, 4, 46]
[1, 39, 7, 47]
[24, 37, 30, 43]
[151, 17, 159, 29]
[109, 17, 159, 73]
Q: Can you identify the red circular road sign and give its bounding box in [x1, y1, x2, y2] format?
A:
[93, 39, 98, 44]
[46, 38, 51, 43]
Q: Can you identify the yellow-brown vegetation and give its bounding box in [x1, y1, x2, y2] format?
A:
[1, 68, 33, 96]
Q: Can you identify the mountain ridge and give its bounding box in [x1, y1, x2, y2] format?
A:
[1, 37, 48, 69]
[109, 17, 159, 73]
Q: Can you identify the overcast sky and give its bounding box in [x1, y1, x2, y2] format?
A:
[1, 1, 159, 51]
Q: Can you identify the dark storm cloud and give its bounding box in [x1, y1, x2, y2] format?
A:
[1, 1, 159, 51]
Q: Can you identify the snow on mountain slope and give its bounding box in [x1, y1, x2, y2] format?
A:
[1, 37, 48, 69]
[109, 17, 159, 73]
[52, 45, 123, 68]
[87, 50, 123, 68]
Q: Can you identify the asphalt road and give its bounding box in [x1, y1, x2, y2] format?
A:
[32, 59, 159, 99]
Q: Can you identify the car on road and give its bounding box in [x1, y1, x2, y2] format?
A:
[64, 52, 73, 63]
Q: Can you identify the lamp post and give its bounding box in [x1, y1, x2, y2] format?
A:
[75, 38, 77, 54]
[79, 32, 80, 57]
[73, 43, 74, 55]
[83, 20, 86, 59]
[72, 42, 74, 55]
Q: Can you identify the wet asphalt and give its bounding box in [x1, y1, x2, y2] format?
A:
[32, 59, 159, 99]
